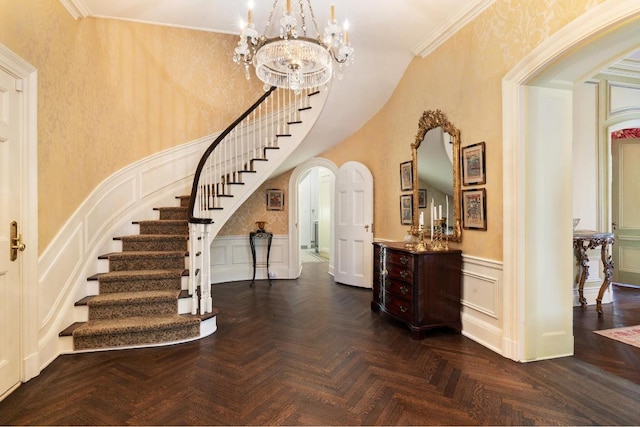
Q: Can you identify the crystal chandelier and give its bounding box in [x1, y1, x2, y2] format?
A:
[233, 0, 354, 91]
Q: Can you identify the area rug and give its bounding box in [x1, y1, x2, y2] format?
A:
[594, 325, 640, 349]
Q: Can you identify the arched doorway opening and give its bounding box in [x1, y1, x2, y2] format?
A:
[287, 158, 339, 279]
[298, 166, 332, 263]
[503, 2, 640, 361]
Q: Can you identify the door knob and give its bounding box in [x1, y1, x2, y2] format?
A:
[10, 221, 26, 262]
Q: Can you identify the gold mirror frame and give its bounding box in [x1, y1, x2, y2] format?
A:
[411, 109, 462, 242]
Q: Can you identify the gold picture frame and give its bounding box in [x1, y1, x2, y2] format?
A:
[400, 160, 413, 191]
[462, 141, 486, 186]
[400, 194, 413, 225]
[266, 189, 284, 211]
[462, 188, 487, 230]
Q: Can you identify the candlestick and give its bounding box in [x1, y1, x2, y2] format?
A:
[439, 205, 442, 220]
[286, 0, 291, 13]
[419, 211, 424, 228]
[330, 4, 335, 21]
[343, 20, 349, 44]
[446, 195, 449, 231]
[430, 198, 434, 238]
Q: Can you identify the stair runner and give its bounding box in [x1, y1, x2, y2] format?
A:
[61, 196, 216, 350]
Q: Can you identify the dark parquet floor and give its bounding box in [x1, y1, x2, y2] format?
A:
[1, 263, 640, 425]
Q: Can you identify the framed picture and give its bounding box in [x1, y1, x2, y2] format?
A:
[462, 142, 486, 186]
[400, 194, 413, 225]
[266, 189, 284, 211]
[418, 189, 427, 208]
[462, 188, 487, 230]
[400, 160, 413, 191]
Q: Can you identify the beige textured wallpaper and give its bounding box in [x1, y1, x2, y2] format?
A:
[0, 0, 263, 252]
[321, 0, 605, 261]
[218, 172, 292, 236]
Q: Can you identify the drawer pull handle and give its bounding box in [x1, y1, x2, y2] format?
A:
[382, 269, 388, 276]
[400, 270, 409, 279]
[400, 286, 408, 295]
[400, 256, 409, 265]
[400, 305, 408, 313]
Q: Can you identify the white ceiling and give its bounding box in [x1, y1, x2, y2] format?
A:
[62, 0, 494, 175]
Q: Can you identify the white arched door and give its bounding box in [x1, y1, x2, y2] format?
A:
[334, 161, 373, 288]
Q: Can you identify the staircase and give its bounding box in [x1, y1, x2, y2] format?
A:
[60, 195, 217, 351]
[59, 85, 328, 352]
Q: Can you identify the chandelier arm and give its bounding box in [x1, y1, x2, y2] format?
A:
[305, 0, 322, 39]
[264, 0, 279, 35]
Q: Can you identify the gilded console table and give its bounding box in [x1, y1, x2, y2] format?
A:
[572, 231, 614, 317]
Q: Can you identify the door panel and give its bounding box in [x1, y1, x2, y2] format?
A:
[612, 137, 640, 285]
[334, 162, 373, 288]
[0, 67, 22, 398]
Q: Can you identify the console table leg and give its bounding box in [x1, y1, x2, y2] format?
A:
[574, 244, 589, 307]
[596, 243, 615, 318]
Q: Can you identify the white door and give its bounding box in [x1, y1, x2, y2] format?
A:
[334, 161, 373, 288]
[0, 67, 22, 398]
[612, 137, 640, 285]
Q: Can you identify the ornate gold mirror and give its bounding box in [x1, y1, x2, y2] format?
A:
[411, 110, 462, 242]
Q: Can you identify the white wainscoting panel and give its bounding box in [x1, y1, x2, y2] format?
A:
[460, 254, 504, 355]
[211, 235, 290, 283]
[85, 176, 137, 250]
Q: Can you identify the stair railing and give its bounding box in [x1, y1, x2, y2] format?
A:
[187, 86, 318, 314]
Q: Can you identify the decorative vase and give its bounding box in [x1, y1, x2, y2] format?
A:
[256, 221, 267, 232]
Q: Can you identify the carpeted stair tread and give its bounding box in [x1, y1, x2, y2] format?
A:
[73, 315, 200, 336]
[115, 234, 188, 251]
[154, 206, 188, 220]
[97, 269, 185, 282]
[106, 251, 187, 271]
[135, 219, 189, 236]
[108, 250, 187, 258]
[88, 290, 180, 307]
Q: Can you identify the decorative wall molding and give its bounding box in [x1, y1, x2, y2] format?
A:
[413, 0, 495, 58]
[460, 254, 504, 356]
[211, 235, 291, 283]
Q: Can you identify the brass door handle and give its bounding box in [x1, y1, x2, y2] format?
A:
[10, 221, 26, 262]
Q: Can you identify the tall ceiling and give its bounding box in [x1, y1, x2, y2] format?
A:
[61, 0, 494, 174]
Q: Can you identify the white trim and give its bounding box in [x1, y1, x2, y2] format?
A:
[412, 0, 495, 58]
[287, 158, 338, 279]
[58, 0, 90, 19]
[0, 43, 39, 383]
[503, 0, 640, 362]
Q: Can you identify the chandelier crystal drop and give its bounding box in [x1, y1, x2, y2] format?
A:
[233, 0, 354, 91]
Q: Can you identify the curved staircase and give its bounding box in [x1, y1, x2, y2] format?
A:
[59, 85, 328, 352]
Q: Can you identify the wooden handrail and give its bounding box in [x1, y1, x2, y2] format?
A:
[187, 86, 277, 223]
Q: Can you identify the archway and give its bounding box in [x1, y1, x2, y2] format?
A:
[502, 1, 640, 361]
[287, 158, 339, 279]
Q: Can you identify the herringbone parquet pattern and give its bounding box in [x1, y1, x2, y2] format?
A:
[1, 262, 640, 425]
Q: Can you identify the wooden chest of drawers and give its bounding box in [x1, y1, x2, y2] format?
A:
[371, 242, 462, 339]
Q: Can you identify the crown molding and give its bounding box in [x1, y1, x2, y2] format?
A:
[58, 0, 91, 19]
[412, 0, 495, 58]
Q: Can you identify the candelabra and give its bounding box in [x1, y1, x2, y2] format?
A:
[430, 218, 449, 251]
